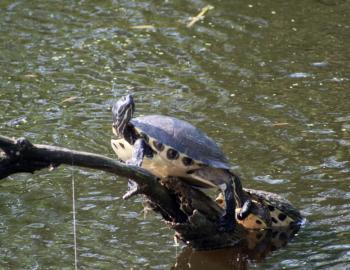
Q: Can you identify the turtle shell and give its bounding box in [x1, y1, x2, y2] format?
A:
[244, 188, 304, 227]
[130, 115, 231, 170]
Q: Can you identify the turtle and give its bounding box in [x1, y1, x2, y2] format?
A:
[215, 188, 303, 230]
[110, 94, 251, 231]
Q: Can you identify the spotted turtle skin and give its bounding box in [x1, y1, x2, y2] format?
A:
[216, 188, 303, 229]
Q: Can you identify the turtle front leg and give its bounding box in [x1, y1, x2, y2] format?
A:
[123, 138, 153, 200]
[218, 179, 236, 232]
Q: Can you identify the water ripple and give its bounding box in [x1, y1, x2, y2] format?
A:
[1, 0, 350, 269]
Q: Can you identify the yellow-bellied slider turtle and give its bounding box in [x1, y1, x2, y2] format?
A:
[243, 188, 303, 228]
[216, 188, 303, 230]
[111, 95, 251, 231]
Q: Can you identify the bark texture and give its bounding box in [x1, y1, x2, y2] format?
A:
[0, 135, 243, 249]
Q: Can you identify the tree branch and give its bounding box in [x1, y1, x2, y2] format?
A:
[0, 135, 301, 251]
[0, 135, 243, 249]
[0, 135, 185, 222]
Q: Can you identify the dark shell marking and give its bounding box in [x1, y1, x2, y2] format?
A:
[182, 156, 194, 166]
[139, 132, 149, 143]
[152, 140, 164, 152]
[130, 115, 230, 169]
[166, 148, 179, 160]
[242, 188, 303, 228]
[268, 205, 275, 212]
[278, 213, 287, 221]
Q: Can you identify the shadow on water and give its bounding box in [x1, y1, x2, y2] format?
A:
[173, 225, 301, 270]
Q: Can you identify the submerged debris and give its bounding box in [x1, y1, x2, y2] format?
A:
[187, 5, 214, 28]
[130, 25, 156, 31]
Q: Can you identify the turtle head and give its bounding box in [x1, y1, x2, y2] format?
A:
[112, 94, 135, 137]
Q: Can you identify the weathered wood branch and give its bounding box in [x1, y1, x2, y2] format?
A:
[0, 135, 243, 249]
[0, 135, 186, 221]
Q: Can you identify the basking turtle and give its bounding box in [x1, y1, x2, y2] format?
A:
[243, 188, 303, 228]
[111, 94, 251, 231]
[216, 188, 303, 230]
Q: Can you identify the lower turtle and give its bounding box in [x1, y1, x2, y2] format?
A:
[216, 188, 303, 229]
[110, 94, 251, 231]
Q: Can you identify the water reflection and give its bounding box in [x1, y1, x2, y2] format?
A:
[173, 225, 301, 270]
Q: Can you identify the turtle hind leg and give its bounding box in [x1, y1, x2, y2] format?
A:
[237, 199, 252, 221]
[218, 179, 236, 232]
[123, 138, 153, 200]
[190, 168, 236, 231]
[232, 175, 253, 221]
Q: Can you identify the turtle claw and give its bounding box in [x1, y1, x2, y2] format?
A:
[123, 179, 141, 200]
[218, 213, 235, 232]
[237, 199, 252, 220]
[123, 141, 149, 199]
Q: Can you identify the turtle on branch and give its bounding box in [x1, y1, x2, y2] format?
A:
[110, 94, 252, 232]
[110, 95, 303, 231]
[0, 134, 302, 250]
[0, 95, 303, 250]
[0, 134, 242, 249]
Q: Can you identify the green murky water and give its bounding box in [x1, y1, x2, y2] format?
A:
[1, 1, 349, 269]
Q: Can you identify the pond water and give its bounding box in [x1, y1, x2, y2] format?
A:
[0, 0, 349, 269]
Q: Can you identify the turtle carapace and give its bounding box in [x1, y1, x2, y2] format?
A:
[111, 95, 251, 231]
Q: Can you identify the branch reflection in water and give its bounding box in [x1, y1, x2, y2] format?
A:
[173, 224, 301, 270]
